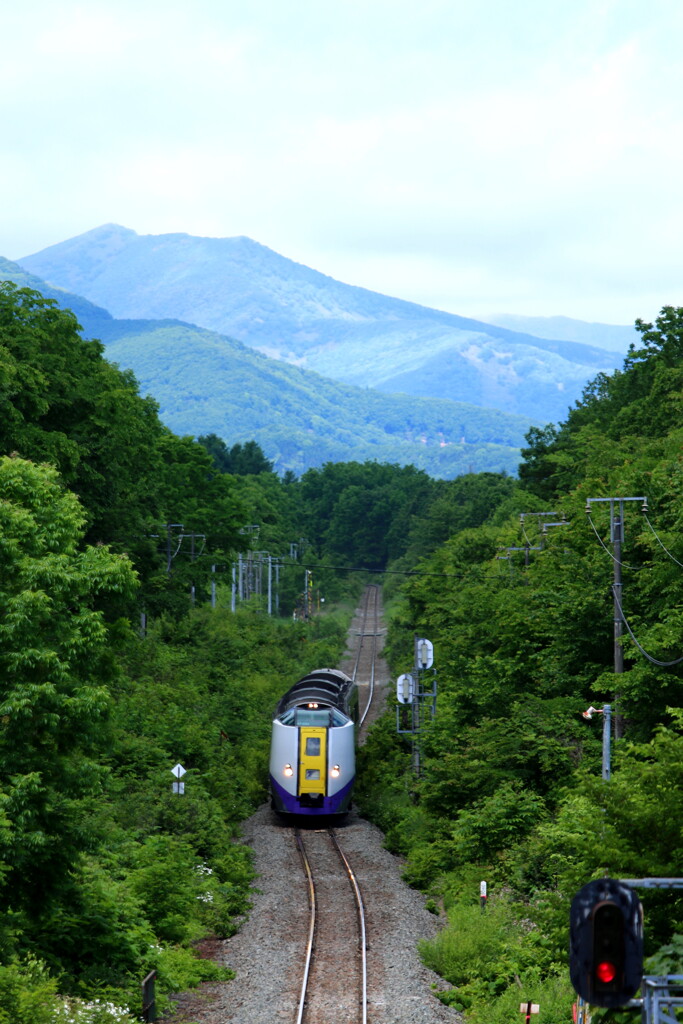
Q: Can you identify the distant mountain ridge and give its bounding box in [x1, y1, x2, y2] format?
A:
[484, 313, 637, 353]
[0, 256, 530, 478]
[19, 225, 632, 425]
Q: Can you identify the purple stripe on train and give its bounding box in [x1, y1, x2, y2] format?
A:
[270, 775, 354, 815]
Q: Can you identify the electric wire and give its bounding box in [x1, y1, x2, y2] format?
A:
[642, 513, 683, 569]
[521, 522, 535, 548]
[586, 514, 644, 570]
[295, 561, 523, 581]
[612, 585, 683, 667]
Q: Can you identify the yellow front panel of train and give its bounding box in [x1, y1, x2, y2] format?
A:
[298, 727, 327, 795]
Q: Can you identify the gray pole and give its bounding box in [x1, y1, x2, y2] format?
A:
[190, 532, 196, 607]
[602, 704, 612, 781]
[231, 563, 236, 613]
[586, 496, 647, 739]
[612, 503, 624, 738]
[211, 564, 216, 609]
[267, 556, 272, 616]
[412, 634, 420, 776]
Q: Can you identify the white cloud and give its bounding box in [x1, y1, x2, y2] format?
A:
[3, 0, 683, 324]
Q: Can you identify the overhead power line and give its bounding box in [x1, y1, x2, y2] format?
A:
[611, 585, 683, 667]
[586, 514, 645, 571]
[642, 513, 683, 569]
[295, 562, 507, 581]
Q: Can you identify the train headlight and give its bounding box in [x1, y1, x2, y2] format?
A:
[283, 763, 294, 777]
[330, 765, 341, 778]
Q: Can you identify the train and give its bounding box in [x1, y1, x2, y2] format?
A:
[269, 668, 358, 817]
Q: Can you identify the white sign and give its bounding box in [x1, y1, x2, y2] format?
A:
[480, 881, 487, 898]
[396, 673, 414, 704]
[171, 763, 186, 779]
[416, 638, 434, 669]
[172, 781, 185, 795]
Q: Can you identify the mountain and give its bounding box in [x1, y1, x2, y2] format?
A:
[483, 313, 638, 353]
[0, 257, 530, 478]
[19, 225, 628, 425]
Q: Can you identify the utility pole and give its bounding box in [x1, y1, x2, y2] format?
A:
[586, 497, 647, 738]
[582, 704, 612, 780]
[164, 523, 184, 574]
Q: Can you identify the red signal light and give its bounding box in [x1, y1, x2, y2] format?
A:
[596, 961, 618, 984]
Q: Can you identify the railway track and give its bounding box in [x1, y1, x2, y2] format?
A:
[294, 827, 368, 1024]
[352, 583, 381, 725]
[286, 586, 383, 1023]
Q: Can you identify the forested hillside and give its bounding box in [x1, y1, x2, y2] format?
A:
[0, 258, 529, 479]
[18, 224, 627, 424]
[356, 305, 683, 1022]
[2, 275, 683, 1024]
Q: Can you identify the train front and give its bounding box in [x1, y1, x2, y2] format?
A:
[269, 672, 356, 816]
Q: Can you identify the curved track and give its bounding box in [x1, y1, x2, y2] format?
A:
[353, 584, 380, 725]
[294, 827, 367, 1024]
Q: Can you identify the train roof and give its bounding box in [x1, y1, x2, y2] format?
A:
[275, 668, 355, 716]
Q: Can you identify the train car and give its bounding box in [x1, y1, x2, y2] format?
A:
[269, 668, 358, 817]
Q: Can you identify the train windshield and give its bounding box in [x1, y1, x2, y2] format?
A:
[294, 709, 330, 726]
[276, 707, 351, 727]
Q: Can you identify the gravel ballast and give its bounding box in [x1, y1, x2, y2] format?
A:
[162, 591, 462, 1023]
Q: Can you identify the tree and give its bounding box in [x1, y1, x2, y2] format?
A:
[0, 281, 166, 558]
[197, 435, 274, 475]
[0, 456, 137, 937]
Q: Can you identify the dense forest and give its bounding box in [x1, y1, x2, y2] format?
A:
[2, 279, 683, 1022]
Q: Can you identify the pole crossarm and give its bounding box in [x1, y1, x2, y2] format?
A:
[641, 976, 683, 1024]
[519, 511, 563, 520]
[585, 497, 647, 506]
[621, 879, 683, 889]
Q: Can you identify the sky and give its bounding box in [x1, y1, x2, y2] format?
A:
[3, 0, 683, 326]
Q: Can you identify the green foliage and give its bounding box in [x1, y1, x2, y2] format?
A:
[420, 894, 574, 1021]
[353, 308, 683, 1022]
[6, 276, 683, 1024]
[0, 958, 59, 1024]
[198, 434, 275, 475]
[299, 460, 437, 568]
[0, 456, 137, 941]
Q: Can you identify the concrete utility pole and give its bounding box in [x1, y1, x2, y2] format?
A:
[582, 704, 612, 781]
[585, 497, 647, 738]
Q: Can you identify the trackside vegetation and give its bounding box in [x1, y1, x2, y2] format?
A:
[355, 306, 683, 1022]
[4, 278, 683, 1023]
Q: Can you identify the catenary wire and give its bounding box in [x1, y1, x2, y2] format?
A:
[642, 513, 683, 569]
[586, 514, 645, 570]
[296, 562, 525, 580]
[612, 585, 683, 667]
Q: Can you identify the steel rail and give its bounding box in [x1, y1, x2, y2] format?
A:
[355, 585, 379, 725]
[294, 827, 368, 1024]
[351, 584, 373, 681]
[328, 829, 368, 1024]
[294, 829, 317, 1024]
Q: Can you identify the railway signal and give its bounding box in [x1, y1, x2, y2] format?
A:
[569, 878, 643, 1007]
[396, 673, 414, 704]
